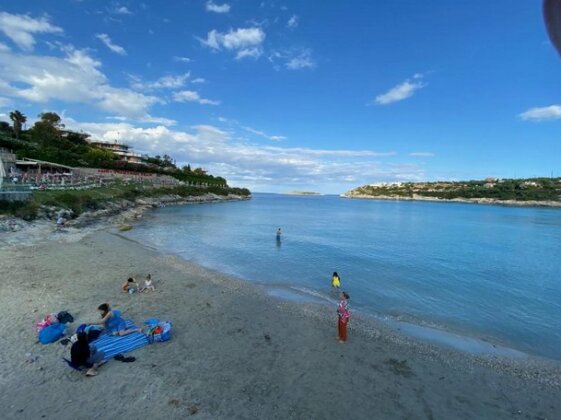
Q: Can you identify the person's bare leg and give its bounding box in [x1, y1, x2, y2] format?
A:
[117, 328, 142, 336]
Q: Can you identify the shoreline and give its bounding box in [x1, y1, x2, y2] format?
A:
[1, 228, 560, 418]
[0, 192, 250, 247]
[342, 193, 561, 209]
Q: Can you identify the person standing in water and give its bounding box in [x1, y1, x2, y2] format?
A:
[331, 272, 341, 289]
[337, 292, 350, 343]
[276, 228, 282, 238]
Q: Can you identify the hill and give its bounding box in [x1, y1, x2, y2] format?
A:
[344, 178, 561, 207]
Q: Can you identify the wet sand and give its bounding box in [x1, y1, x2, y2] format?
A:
[0, 230, 560, 419]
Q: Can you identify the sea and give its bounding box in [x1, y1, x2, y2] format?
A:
[125, 193, 561, 361]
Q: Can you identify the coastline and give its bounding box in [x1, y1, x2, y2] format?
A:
[342, 193, 561, 209]
[0, 220, 560, 418]
[0, 193, 250, 247]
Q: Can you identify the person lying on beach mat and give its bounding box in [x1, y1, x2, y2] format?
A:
[94, 303, 142, 336]
[70, 332, 105, 377]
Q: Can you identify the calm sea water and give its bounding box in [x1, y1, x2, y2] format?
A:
[126, 194, 561, 360]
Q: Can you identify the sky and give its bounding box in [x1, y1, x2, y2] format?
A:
[0, 0, 559, 193]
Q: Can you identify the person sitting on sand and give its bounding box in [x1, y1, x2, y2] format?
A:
[331, 272, 341, 289]
[337, 292, 350, 343]
[96, 303, 142, 336]
[122, 277, 139, 294]
[70, 331, 105, 376]
[141, 274, 155, 292]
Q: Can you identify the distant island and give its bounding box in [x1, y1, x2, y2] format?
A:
[285, 191, 322, 196]
[343, 178, 561, 208]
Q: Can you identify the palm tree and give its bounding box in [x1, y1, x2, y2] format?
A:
[9, 110, 27, 139]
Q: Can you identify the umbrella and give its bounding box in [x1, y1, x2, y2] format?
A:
[544, 0, 561, 57]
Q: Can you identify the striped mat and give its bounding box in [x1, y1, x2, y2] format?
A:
[91, 320, 150, 361]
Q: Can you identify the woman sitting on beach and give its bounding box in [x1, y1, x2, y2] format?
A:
[70, 332, 105, 376]
[122, 277, 140, 294]
[96, 303, 141, 336]
[331, 272, 341, 289]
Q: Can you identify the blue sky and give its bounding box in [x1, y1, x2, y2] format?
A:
[0, 1, 559, 193]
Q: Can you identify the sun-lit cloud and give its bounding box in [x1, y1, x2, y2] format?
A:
[519, 105, 561, 122]
[172, 90, 220, 105]
[64, 118, 415, 192]
[191, 78, 205, 84]
[0, 12, 62, 51]
[375, 74, 426, 105]
[199, 27, 265, 59]
[95, 33, 127, 55]
[205, 1, 231, 13]
[0, 46, 168, 123]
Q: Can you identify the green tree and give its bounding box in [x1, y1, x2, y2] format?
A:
[30, 112, 64, 146]
[9, 110, 27, 139]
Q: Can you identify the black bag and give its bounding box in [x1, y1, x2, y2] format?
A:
[57, 311, 74, 324]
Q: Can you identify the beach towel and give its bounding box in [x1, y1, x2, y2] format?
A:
[90, 320, 149, 361]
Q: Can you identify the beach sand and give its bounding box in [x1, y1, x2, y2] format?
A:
[0, 229, 560, 419]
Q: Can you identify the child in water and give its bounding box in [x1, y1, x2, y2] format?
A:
[331, 272, 341, 289]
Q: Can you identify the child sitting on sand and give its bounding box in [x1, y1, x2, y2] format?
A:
[141, 274, 155, 292]
[122, 277, 140, 294]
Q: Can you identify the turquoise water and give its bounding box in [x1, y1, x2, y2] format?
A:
[126, 194, 561, 360]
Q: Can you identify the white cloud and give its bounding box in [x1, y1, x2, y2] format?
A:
[206, 1, 231, 13]
[63, 118, 416, 192]
[113, 6, 132, 15]
[172, 90, 220, 105]
[286, 50, 315, 70]
[0, 42, 10, 52]
[191, 78, 205, 84]
[241, 126, 286, 141]
[130, 73, 190, 90]
[409, 152, 434, 157]
[519, 105, 561, 121]
[0, 47, 168, 123]
[199, 27, 265, 59]
[0, 12, 62, 51]
[236, 47, 262, 60]
[375, 74, 426, 105]
[173, 56, 192, 63]
[287, 15, 299, 29]
[270, 49, 315, 70]
[95, 33, 127, 55]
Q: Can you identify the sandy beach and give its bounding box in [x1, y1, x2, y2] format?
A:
[1, 225, 560, 420]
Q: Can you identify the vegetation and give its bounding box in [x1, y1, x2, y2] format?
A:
[347, 178, 561, 202]
[0, 111, 228, 186]
[0, 183, 250, 220]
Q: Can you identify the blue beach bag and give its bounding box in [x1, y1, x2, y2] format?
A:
[144, 319, 172, 343]
[38, 323, 66, 344]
